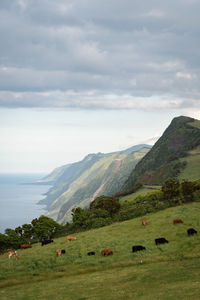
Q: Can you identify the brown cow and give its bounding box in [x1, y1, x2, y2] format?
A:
[56, 249, 62, 256]
[173, 219, 183, 224]
[56, 249, 66, 256]
[21, 244, 32, 249]
[66, 236, 77, 241]
[8, 250, 19, 260]
[142, 220, 147, 226]
[101, 248, 113, 256]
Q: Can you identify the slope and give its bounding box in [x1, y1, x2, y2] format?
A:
[47, 147, 149, 223]
[1, 202, 200, 299]
[121, 116, 200, 193]
[35, 164, 70, 185]
[39, 153, 105, 208]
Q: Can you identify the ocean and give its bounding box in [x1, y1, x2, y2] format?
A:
[0, 174, 51, 234]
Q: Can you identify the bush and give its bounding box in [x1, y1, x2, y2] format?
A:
[162, 178, 180, 201]
[90, 195, 120, 216]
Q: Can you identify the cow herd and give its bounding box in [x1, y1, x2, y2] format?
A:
[7, 219, 198, 260]
[131, 219, 198, 253]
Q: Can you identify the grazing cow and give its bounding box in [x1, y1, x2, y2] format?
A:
[155, 238, 169, 245]
[187, 228, 197, 236]
[87, 251, 95, 256]
[173, 219, 183, 224]
[41, 239, 54, 246]
[132, 245, 146, 252]
[101, 249, 113, 256]
[56, 249, 66, 256]
[21, 244, 32, 249]
[142, 220, 147, 226]
[66, 236, 77, 241]
[8, 250, 19, 260]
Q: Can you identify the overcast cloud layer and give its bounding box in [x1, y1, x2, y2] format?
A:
[0, 0, 200, 110]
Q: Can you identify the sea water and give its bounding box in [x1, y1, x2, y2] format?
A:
[0, 174, 51, 233]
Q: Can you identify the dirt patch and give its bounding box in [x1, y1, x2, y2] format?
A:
[114, 159, 122, 173]
[90, 183, 105, 202]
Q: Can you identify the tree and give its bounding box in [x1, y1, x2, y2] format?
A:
[32, 215, 61, 241]
[31, 218, 39, 226]
[90, 195, 120, 216]
[0, 233, 9, 253]
[181, 179, 195, 201]
[72, 207, 90, 227]
[21, 224, 33, 243]
[15, 226, 23, 238]
[4, 228, 22, 249]
[161, 178, 180, 201]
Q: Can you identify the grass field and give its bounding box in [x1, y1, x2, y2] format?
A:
[178, 146, 200, 181]
[1, 202, 200, 299]
[120, 185, 161, 203]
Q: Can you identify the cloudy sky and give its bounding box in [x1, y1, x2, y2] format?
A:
[0, 0, 200, 174]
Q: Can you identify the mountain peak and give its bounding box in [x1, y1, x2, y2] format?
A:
[121, 115, 200, 193]
[170, 115, 195, 125]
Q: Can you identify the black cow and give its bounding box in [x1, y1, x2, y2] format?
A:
[41, 239, 54, 246]
[155, 238, 168, 245]
[87, 251, 95, 256]
[132, 245, 146, 252]
[187, 228, 197, 236]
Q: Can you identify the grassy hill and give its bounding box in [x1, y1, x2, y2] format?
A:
[119, 185, 161, 203]
[41, 146, 150, 223]
[178, 146, 200, 181]
[1, 202, 200, 299]
[121, 116, 200, 194]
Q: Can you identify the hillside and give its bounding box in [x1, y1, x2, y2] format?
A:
[121, 116, 200, 193]
[39, 153, 106, 208]
[119, 185, 161, 203]
[1, 202, 200, 299]
[35, 164, 70, 185]
[41, 145, 150, 223]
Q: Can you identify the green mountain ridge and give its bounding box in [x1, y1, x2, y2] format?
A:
[41, 145, 150, 223]
[121, 116, 200, 194]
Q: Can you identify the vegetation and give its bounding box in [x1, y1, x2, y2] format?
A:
[43, 147, 149, 223]
[0, 216, 63, 253]
[2, 177, 200, 253]
[119, 185, 161, 202]
[1, 202, 200, 299]
[121, 116, 200, 194]
[161, 178, 180, 201]
[178, 146, 200, 181]
[2, 116, 200, 298]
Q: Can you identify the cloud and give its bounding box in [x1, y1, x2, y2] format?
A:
[0, 90, 200, 111]
[143, 9, 166, 18]
[0, 0, 200, 109]
[176, 72, 194, 79]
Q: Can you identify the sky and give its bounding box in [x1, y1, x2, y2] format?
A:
[0, 0, 200, 174]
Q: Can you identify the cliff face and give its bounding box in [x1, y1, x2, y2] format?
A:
[40, 145, 150, 223]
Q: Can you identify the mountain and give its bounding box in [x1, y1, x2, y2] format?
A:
[40, 145, 151, 223]
[121, 116, 200, 194]
[120, 144, 151, 154]
[35, 164, 70, 185]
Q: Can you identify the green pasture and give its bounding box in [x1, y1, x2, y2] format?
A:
[1, 202, 200, 299]
[120, 185, 161, 202]
[179, 146, 200, 181]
